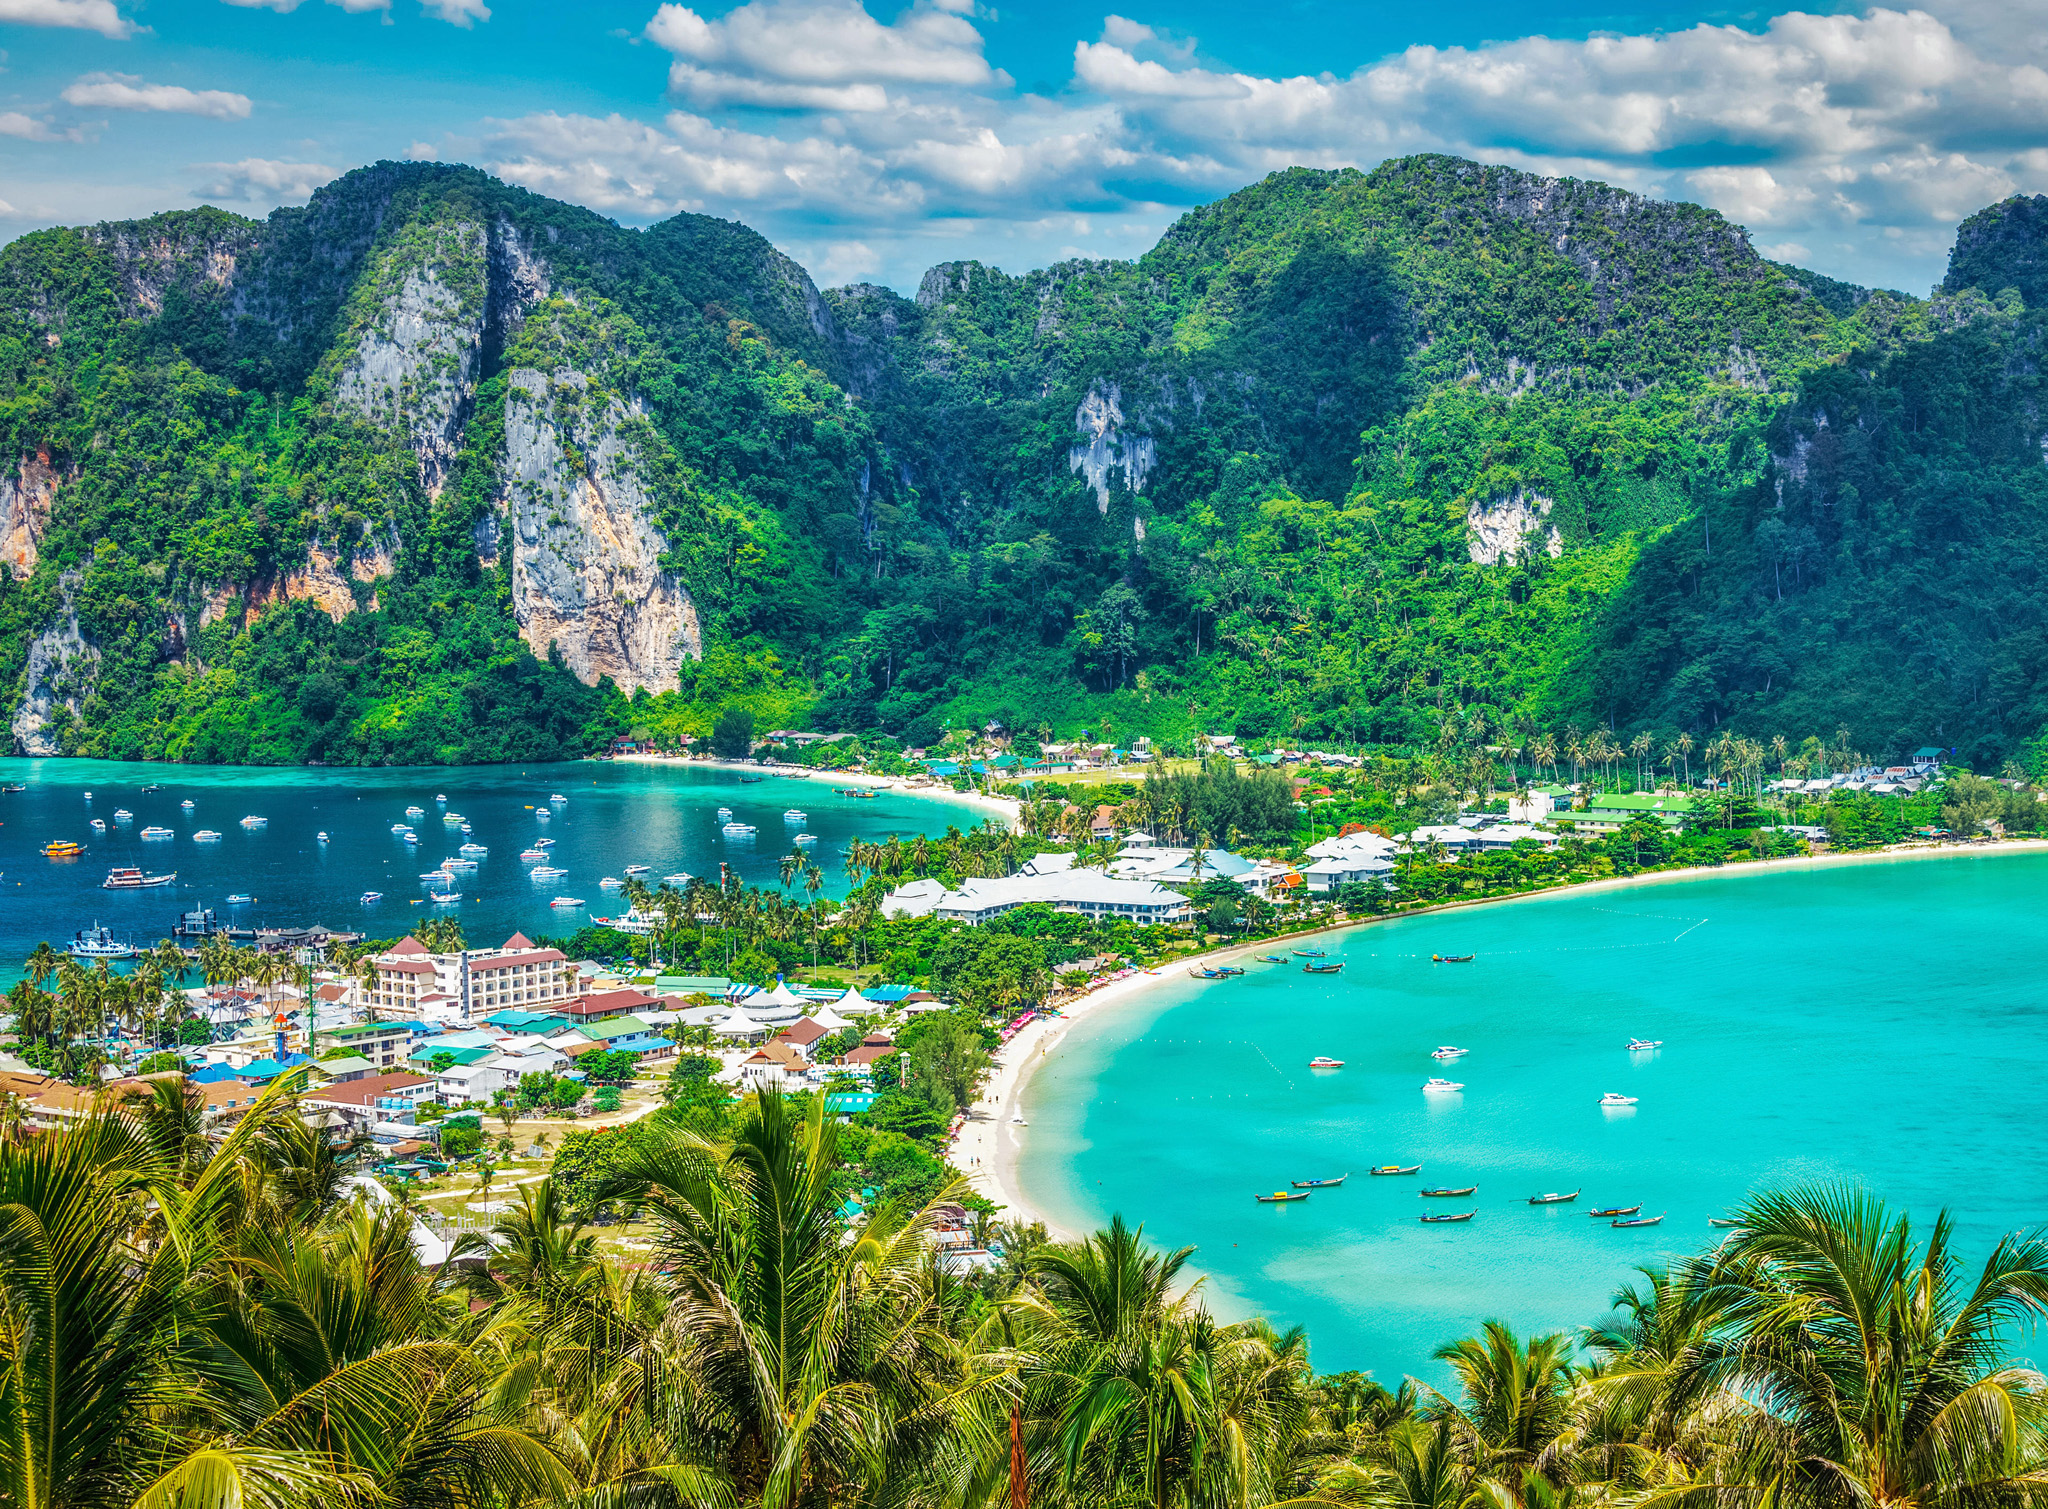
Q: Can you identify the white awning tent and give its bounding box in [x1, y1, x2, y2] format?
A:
[756, 980, 808, 1009]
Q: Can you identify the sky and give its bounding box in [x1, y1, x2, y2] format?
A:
[2, 0, 2046, 295]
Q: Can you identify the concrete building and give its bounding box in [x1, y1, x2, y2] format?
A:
[365, 933, 574, 1022]
[1574, 793, 1697, 833]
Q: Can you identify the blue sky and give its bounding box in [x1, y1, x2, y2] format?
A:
[3, 0, 2044, 294]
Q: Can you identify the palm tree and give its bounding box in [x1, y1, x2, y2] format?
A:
[1427, 1321, 1576, 1500]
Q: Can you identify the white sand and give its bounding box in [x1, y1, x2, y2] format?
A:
[952, 836, 2048, 1233]
[609, 751, 1020, 828]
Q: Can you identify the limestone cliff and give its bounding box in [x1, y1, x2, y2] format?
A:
[0, 450, 66, 577]
[499, 369, 701, 694]
[10, 575, 97, 756]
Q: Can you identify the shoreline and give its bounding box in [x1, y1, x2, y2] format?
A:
[607, 752, 1020, 828]
[959, 835, 2048, 1233]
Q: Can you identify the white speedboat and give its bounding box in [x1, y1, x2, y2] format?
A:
[406, 806, 425, 818]
[458, 842, 487, 856]
[113, 808, 133, 821]
[1626, 1038, 1662, 1051]
[624, 863, 650, 874]
[723, 822, 756, 836]
[140, 826, 173, 839]
[1600, 1093, 1639, 1107]
[441, 857, 476, 870]
[599, 876, 624, 889]
[193, 830, 222, 841]
[1308, 1055, 1344, 1068]
[519, 848, 547, 860]
[663, 872, 690, 884]
[530, 866, 567, 879]
[535, 806, 550, 819]
[1431, 1046, 1469, 1060]
[716, 806, 733, 820]
[239, 815, 267, 828]
[534, 837, 555, 849]
[89, 818, 107, 832]
[419, 869, 456, 884]
[225, 893, 253, 904]
[550, 793, 567, 803]
[1423, 1078, 1465, 1093]
[180, 799, 195, 810]
[360, 891, 383, 904]
[794, 832, 818, 844]
[550, 895, 584, 907]
[783, 809, 806, 821]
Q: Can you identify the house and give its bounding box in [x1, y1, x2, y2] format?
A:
[837, 1031, 899, 1073]
[1574, 792, 1697, 833]
[1509, 785, 1574, 822]
[316, 1020, 414, 1071]
[312, 1055, 377, 1083]
[1090, 805, 1122, 841]
[739, 1040, 811, 1088]
[302, 1072, 440, 1129]
[881, 877, 950, 920]
[1302, 856, 1394, 893]
[772, 1018, 836, 1058]
[562, 987, 665, 1025]
[1910, 747, 1947, 772]
[437, 1062, 512, 1105]
[929, 867, 1191, 927]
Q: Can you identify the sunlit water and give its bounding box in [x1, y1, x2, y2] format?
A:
[1018, 853, 2048, 1382]
[0, 757, 979, 979]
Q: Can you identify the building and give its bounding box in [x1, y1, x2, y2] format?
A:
[302, 1072, 440, 1129]
[1574, 792, 1697, 833]
[1509, 785, 1574, 822]
[316, 1019, 414, 1071]
[437, 1062, 513, 1105]
[365, 933, 574, 1022]
[738, 1040, 811, 1088]
[932, 867, 1190, 926]
[563, 987, 665, 1025]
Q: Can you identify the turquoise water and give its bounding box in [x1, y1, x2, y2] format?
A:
[0, 758, 974, 980]
[1018, 854, 2048, 1381]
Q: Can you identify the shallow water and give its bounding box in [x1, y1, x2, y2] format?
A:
[1019, 853, 2048, 1382]
[0, 757, 974, 978]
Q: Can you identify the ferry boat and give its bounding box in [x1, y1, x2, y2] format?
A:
[192, 830, 222, 842]
[102, 867, 176, 888]
[783, 809, 806, 821]
[519, 848, 547, 861]
[1626, 1038, 1663, 1050]
[239, 815, 267, 828]
[68, 925, 134, 959]
[1254, 1190, 1310, 1203]
[360, 891, 383, 904]
[42, 840, 85, 857]
[406, 806, 425, 818]
[89, 819, 107, 832]
[113, 808, 133, 821]
[623, 863, 650, 874]
[1422, 1078, 1464, 1093]
[1307, 1055, 1344, 1068]
[1431, 1046, 1469, 1060]
[1599, 1092, 1639, 1107]
[458, 843, 488, 856]
[530, 866, 567, 879]
[225, 894, 254, 905]
[550, 895, 584, 907]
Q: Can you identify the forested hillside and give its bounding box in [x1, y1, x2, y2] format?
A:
[3, 157, 2046, 766]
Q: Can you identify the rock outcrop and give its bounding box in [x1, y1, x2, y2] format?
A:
[0, 450, 65, 577]
[11, 575, 97, 755]
[1068, 381, 1157, 511]
[1467, 491, 1562, 565]
[500, 369, 701, 694]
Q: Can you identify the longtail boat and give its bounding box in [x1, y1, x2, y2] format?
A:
[1421, 1185, 1477, 1197]
[1420, 1210, 1476, 1223]
[1291, 1174, 1348, 1189]
[1303, 962, 1344, 974]
[1432, 953, 1477, 963]
[1528, 1190, 1580, 1204]
[1368, 1164, 1422, 1176]
[1255, 1190, 1310, 1203]
[1589, 1204, 1641, 1218]
[1612, 1213, 1665, 1228]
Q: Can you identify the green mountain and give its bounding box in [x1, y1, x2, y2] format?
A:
[3, 156, 2045, 766]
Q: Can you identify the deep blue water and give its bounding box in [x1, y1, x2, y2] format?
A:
[1018, 853, 2048, 1382]
[0, 757, 978, 977]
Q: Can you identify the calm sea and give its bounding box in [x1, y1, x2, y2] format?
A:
[1019, 853, 2048, 1382]
[0, 757, 975, 979]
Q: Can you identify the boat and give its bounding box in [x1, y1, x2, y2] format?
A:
[316, 831, 329, 843]
[549, 793, 566, 803]
[1611, 1214, 1665, 1228]
[1291, 1174, 1348, 1188]
[1590, 1204, 1642, 1218]
[599, 877, 625, 889]
[441, 857, 476, 870]
[1189, 967, 1222, 979]
[112, 808, 132, 820]
[1215, 965, 1244, 976]
[1627, 1038, 1663, 1050]
[1368, 1164, 1422, 1176]
[42, 840, 85, 857]
[1422, 1078, 1464, 1092]
[1432, 953, 1476, 963]
[784, 809, 807, 821]
[239, 815, 266, 828]
[460, 824, 472, 834]
[1307, 1055, 1344, 1068]
[535, 807, 550, 818]
[406, 806, 425, 818]
[140, 825, 173, 839]
[443, 813, 464, 824]
[89, 819, 107, 832]
[663, 873, 690, 884]
[531, 866, 567, 879]
[519, 849, 547, 860]
[716, 806, 733, 820]
[534, 837, 556, 848]
[459, 842, 487, 856]
[102, 868, 176, 889]
[225, 894, 254, 905]
[390, 823, 412, 833]
[67, 925, 134, 959]
[419, 869, 456, 882]
[435, 793, 447, 802]
[624, 863, 650, 874]
[1599, 1093, 1639, 1107]
[1292, 948, 1326, 958]
[1, 783, 23, 793]
[1421, 1186, 1478, 1197]
[550, 896, 584, 907]
[1527, 1190, 1580, 1204]
[400, 832, 418, 844]
[1303, 961, 1344, 974]
[1255, 1191, 1310, 1203]
[179, 798, 194, 809]
[1431, 1046, 1469, 1060]
[795, 832, 818, 844]
[360, 891, 383, 904]
[723, 822, 757, 836]
[1255, 954, 1286, 962]
[192, 830, 221, 842]
[1420, 1210, 1476, 1223]
[1708, 1217, 1746, 1228]
[430, 892, 462, 904]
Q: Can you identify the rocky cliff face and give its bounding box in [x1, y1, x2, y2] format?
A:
[10, 574, 96, 755]
[499, 368, 701, 694]
[1943, 196, 2048, 309]
[0, 450, 65, 577]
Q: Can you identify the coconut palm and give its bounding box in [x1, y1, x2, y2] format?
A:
[1426, 1321, 1577, 1500]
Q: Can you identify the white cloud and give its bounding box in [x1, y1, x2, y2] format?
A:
[221, 0, 392, 13]
[0, 111, 81, 142]
[193, 157, 338, 201]
[420, 0, 488, 25]
[63, 72, 252, 120]
[645, 0, 1003, 109]
[0, 0, 132, 38]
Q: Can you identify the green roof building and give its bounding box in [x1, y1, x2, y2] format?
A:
[1576, 792, 1697, 832]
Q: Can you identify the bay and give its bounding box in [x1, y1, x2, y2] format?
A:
[1017, 852, 2048, 1381]
[0, 757, 985, 981]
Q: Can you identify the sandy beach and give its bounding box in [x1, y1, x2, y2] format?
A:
[953, 835, 2048, 1233]
[608, 751, 1020, 828]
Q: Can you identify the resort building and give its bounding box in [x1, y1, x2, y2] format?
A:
[1572, 792, 1697, 833]
[301, 1072, 440, 1130]
[364, 933, 574, 1022]
[315, 1019, 414, 1071]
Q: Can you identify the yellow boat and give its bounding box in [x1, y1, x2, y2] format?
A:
[42, 840, 84, 857]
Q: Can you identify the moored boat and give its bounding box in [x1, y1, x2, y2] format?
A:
[1599, 1092, 1638, 1107]
[1307, 1055, 1344, 1068]
[520, 849, 547, 860]
[239, 815, 266, 828]
[1291, 1174, 1347, 1188]
[663, 872, 690, 884]
[1422, 1077, 1464, 1092]
[1528, 1190, 1580, 1204]
[531, 866, 567, 879]
[716, 806, 733, 820]
[1432, 953, 1476, 963]
[68, 925, 134, 959]
[43, 840, 86, 856]
[360, 891, 383, 904]
[1255, 1191, 1310, 1203]
[1627, 1038, 1663, 1050]
[192, 830, 222, 842]
[459, 843, 488, 856]
[1421, 1185, 1477, 1197]
[102, 867, 176, 889]
[419, 870, 456, 884]
[1368, 1163, 1422, 1175]
[784, 809, 806, 821]
[141, 826, 174, 839]
[317, 831, 329, 843]
[1589, 1204, 1642, 1218]
[1303, 961, 1344, 974]
[1421, 1210, 1476, 1223]
[1430, 1046, 1468, 1059]
[113, 808, 133, 821]
[225, 894, 254, 905]
[1292, 948, 1325, 958]
[180, 798, 194, 808]
[1612, 1213, 1665, 1228]
[406, 806, 425, 818]
[599, 876, 624, 889]
[723, 822, 757, 836]
[90, 818, 107, 831]
[1707, 1217, 1746, 1228]
[1189, 966, 1222, 979]
[550, 896, 584, 907]
[1255, 954, 1286, 962]
[550, 793, 566, 803]
[430, 892, 462, 904]
[624, 864, 650, 874]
